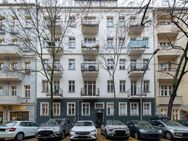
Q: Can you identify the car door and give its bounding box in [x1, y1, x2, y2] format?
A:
[29, 122, 39, 136]
[19, 122, 31, 137]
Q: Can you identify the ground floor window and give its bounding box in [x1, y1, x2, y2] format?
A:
[106, 102, 114, 116]
[81, 102, 90, 116]
[143, 102, 151, 116]
[130, 102, 139, 116]
[53, 103, 61, 116]
[161, 108, 179, 120]
[67, 102, 76, 116]
[10, 111, 29, 121]
[0, 111, 3, 124]
[40, 102, 49, 116]
[119, 102, 127, 116]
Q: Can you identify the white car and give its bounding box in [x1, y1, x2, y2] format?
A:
[70, 120, 97, 141]
[0, 121, 39, 141]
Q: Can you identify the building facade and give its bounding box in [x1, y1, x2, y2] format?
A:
[0, 4, 37, 123]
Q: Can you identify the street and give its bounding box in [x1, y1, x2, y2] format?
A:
[24, 129, 170, 141]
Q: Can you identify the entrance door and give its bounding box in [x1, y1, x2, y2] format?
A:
[0, 111, 3, 124]
[95, 112, 103, 128]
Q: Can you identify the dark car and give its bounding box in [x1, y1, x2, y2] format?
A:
[36, 118, 72, 140]
[126, 120, 163, 140]
[101, 120, 130, 139]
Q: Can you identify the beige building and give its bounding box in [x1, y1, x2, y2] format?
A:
[154, 9, 188, 120]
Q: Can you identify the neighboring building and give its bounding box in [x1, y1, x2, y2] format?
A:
[0, 4, 37, 123]
[36, 0, 157, 125]
[154, 9, 188, 120]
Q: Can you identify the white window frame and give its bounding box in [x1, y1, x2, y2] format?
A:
[119, 80, 126, 92]
[40, 102, 49, 116]
[67, 102, 76, 116]
[107, 80, 114, 92]
[69, 80, 75, 93]
[68, 59, 75, 70]
[24, 85, 30, 98]
[143, 80, 150, 93]
[107, 59, 114, 70]
[119, 102, 127, 116]
[53, 102, 61, 116]
[81, 102, 90, 116]
[143, 102, 151, 116]
[130, 102, 139, 116]
[10, 85, 17, 96]
[160, 85, 172, 96]
[68, 37, 75, 49]
[0, 85, 3, 96]
[107, 37, 113, 49]
[119, 59, 126, 70]
[107, 16, 114, 27]
[106, 102, 114, 116]
[42, 80, 48, 93]
[94, 102, 104, 109]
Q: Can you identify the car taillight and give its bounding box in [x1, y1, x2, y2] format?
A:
[9, 128, 16, 132]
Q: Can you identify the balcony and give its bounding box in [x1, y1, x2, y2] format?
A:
[157, 22, 179, 33]
[157, 70, 175, 82]
[0, 95, 24, 105]
[0, 44, 23, 59]
[45, 41, 63, 57]
[127, 63, 145, 78]
[0, 71, 23, 81]
[81, 63, 99, 80]
[81, 88, 100, 98]
[128, 19, 144, 35]
[157, 47, 182, 60]
[127, 87, 146, 99]
[158, 96, 182, 105]
[45, 63, 63, 77]
[127, 40, 148, 56]
[46, 88, 63, 99]
[81, 18, 99, 35]
[81, 40, 99, 59]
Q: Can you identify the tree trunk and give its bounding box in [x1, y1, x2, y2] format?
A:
[49, 83, 53, 119]
[167, 93, 176, 120]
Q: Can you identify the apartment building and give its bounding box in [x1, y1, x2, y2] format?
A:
[0, 4, 37, 123]
[154, 9, 188, 120]
[36, 0, 157, 125]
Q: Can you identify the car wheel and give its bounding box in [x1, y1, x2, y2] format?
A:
[60, 130, 65, 139]
[14, 132, 24, 141]
[165, 132, 173, 140]
[134, 132, 139, 139]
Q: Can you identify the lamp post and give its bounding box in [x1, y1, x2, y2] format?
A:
[140, 48, 160, 121]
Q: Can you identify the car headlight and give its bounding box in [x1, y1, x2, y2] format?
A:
[158, 129, 163, 134]
[139, 129, 146, 133]
[91, 130, 96, 133]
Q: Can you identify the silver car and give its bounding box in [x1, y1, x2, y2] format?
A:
[150, 119, 188, 140]
[101, 120, 130, 139]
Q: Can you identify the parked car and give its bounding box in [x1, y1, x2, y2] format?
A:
[70, 120, 97, 141]
[177, 120, 188, 126]
[36, 118, 72, 140]
[101, 120, 130, 139]
[126, 120, 163, 140]
[0, 121, 39, 141]
[149, 119, 188, 140]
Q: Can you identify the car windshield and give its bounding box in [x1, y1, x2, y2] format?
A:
[1, 121, 17, 127]
[134, 121, 152, 127]
[163, 120, 182, 126]
[46, 119, 65, 126]
[106, 120, 124, 125]
[75, 121, 94, 126]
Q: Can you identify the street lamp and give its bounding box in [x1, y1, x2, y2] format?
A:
[140, 48, 160, 121]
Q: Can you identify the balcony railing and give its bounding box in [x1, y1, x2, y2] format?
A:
[127, 40, 148, 56]
[81, 88, 100, 96]
[127, 87, 146, 98]
[128, 19, 144, 35]
[45, 41, 63, 57]
[0, 70, 23, 81]
[45, 63, 63, 77]
[0, 44, 23, 58]
[81, 18, 99, 35]
[46, 88, 63, 98]
[127, 63, 145, 78]
[81, 63, 99, 72]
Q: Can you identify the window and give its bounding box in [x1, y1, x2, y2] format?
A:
[119, 80, 126, 92]
[0, 85, 3, 96]
[11, 62, 18, 70]
[119, 102, 127, 116]
[143, 80, 150, 93]
[160, 85, 172, 96]
[159, 63, 170, 71]
[0, 62, 4, 70]
[68, 37, 75, 49]
[69, 80, 75, 93]
[106, 16, 113, 27]
[10, 86, 17, 96]
[53, 103, 60, 116]
[143, 102, 151, 115]
[107, 80, 114, 92]
[69, 16, 76, 27]
[67, 102, 76, 116]
[94, 102, 104, 109]
[159, 42, 171, 48]
[40, 102, 49, 116]
[143, 59, 149, 70]
[172, 109, 179, 120]
[118, 37, 125, 48]
[24, 85, 30, 98]
[119, 59, 126, 70]
[106, 102, 114, 116]
[42, 80, 48, 93]
[43, 59, 49, 70]
[130, 102, 139, 116]
[0, 38, 4, 44]
[107, 59, 114, 70]
[107, 37, 113, 49]
[68, 59, 75, 70]
[81, 102, 90, 116]
[25, 62, 31, 74]
[54, 81, 60, 95]
[118, 16, 125, 27]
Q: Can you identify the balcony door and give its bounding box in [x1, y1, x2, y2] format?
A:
[131, 81, 137, 95]
[130, 60, 136, 70]
[84, 81, 96, 96]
